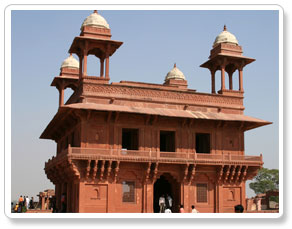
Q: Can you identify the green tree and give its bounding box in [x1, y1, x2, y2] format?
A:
[249, 168, 279, 195]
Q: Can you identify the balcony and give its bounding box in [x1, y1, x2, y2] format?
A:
[46, 146, 263, 168]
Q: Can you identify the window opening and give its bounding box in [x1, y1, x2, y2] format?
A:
[160, 131, 175, 152]
[196, 133, 210, 153]
[197, 183, 208, 203]
[122, 181, 135, 203]
[122, 128, 139, 150]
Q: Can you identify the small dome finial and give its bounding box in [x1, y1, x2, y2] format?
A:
[81, 10, 110, 29]
[223, 25, 227, 31]
[165, 64, 186, 81]
[61, 54, 79, 69]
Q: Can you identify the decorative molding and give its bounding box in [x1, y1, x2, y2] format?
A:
[113, 161, 120, 183]
[188, 164, 196, 184]
[82, 84, 243, 108]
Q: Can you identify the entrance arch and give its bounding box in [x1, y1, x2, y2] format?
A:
[153, 173, 180, 213]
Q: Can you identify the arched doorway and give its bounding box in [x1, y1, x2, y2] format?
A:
[153, 173, 180, 213]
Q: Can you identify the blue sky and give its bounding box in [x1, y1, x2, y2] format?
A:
[11, 10, 279, 201]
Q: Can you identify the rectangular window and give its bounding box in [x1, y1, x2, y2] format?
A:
[160, 131, 175, 152]
[196, 133, 210, 153]
[197, 183, 208, 203]
[122, 181, 135, 203]
[122, 128, 139, 150]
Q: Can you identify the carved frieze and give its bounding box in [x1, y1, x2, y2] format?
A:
[82, 84, 243, 108]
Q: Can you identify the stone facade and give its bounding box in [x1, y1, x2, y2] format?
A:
[40, 12, 271, 213]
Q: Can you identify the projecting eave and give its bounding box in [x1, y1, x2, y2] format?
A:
[50, 75, 79, 87]
[40, 107, 74, 140]
[200, 53, 255, 69]
[40, 103, 272, 140]
[68, 36, 123, 58]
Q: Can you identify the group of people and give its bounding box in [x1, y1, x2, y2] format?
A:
[158, 194, 199, 213]
[158, 194, 244, 213]
[13, 195, 34, 213]
[159, 194, 172, 213]
[178, 204, 199, 213]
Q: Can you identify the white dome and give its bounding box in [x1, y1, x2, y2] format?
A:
[213, 26, 238, 47]
[61, 54, 79, 69]
[165, 64, 186, 81]
[81, 10, 110, 29]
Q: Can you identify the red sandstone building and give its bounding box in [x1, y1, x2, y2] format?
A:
[41, 11, 271, 213]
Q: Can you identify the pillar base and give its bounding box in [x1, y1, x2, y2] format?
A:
[217, 89, 244, 97]
[81, 76, 110, 84]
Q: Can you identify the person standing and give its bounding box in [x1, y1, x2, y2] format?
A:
[29, 197, 34, 209]
[18, 196, 23, 206]
[234, 204, 244, 213]
[14, 203, 19, 213]
[159, 194, 166, 213]
[164, 208, 172, 213]
[23, 196, 26, 206]
[26, 196, 30, 209]
[22, 196, 27, 212]
[61, 193, 67, 213]
[51, 196, 57, 213]
[179, 204, 185, 213]
[18, 195, 24, 211]
[166, 194, 172, 210]
[191, 205, 199, 213]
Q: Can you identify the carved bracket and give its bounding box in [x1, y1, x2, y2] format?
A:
[113, 161, 120, 183]
[152, 162, 159, 181]
[188, 164, 196, 184]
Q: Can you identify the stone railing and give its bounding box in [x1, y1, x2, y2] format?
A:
[59, 146, 263, 164]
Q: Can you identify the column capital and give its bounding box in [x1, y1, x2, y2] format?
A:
[56, 80, 65, 91]
[219, 57, 228, 68]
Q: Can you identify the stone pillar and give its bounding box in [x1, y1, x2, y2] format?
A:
[58, 83, 64, 107]
[229, 74, 233, 90]
[246, 198, 253, 211]
[100, 58, 104, 77]
[55, 184, 60, 212]
[75, 183, 79, 212]
[83, 54, 88, 77]
[105, 55, 110, 79]
[146, 182, 153, 213]
[60, 182, 66, 212]
[67, 182, 71, 213]
[221, 65, 226, 90]
[256, 197, 262, 211]
[239, 68, 243, 91]
[241, 183, 246, 211]
[216, 183, 224, 213]
[41, 194, 45, 210]
[79, 55, 83, 79]
[183, 183, 189, 212]
[71, 182, 75, 213]
[142, 181, 146, 213]
[78, 182, 85, 212]
[180, 183, 184, 209]
[46, 196, 50, 210]
[211, 70, 216, 94]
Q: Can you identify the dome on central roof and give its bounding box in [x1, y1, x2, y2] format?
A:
[81, 10, 110, 30]
[165, 64, 186, 81]
[213, 25, 238, 47]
